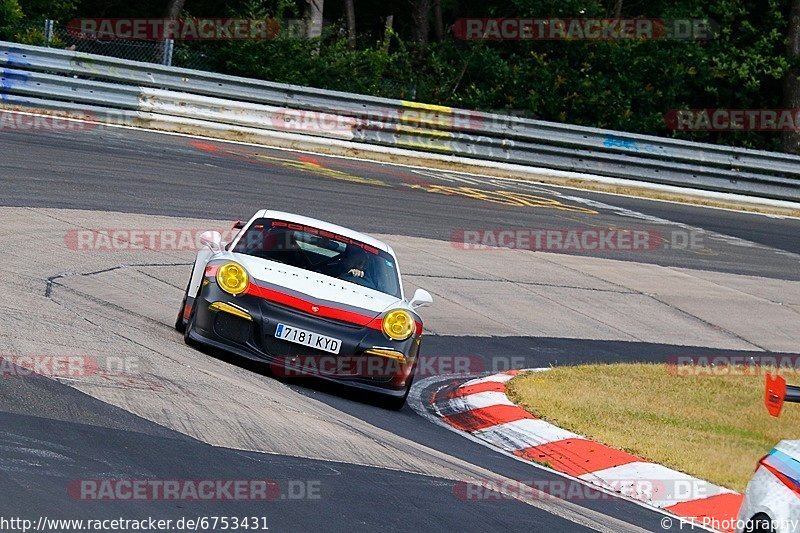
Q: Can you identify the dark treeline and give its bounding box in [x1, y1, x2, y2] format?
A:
[2, 0, 799, 152]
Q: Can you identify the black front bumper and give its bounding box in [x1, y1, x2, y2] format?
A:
[187, 282, 421, 397]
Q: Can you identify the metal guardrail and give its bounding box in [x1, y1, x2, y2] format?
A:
[2, 41, 800, 202]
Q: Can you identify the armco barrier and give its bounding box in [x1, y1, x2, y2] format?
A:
[2, 41, 800, 202]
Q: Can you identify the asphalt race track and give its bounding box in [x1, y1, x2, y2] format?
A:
[2, 119, 800, 532]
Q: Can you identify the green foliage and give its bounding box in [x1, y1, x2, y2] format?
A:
[16, 0, 78, 22]
[0, 0, 25, 39]
[8, 26, 47, 44]
[5, 0, 797, 151]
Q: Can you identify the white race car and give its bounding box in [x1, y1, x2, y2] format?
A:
[175, 210, 433, 409]
[737, 375, 800, 533]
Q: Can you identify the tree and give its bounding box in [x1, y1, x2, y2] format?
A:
[344, 0, 355, 49]
[165, 0, 185, 19]
[304, 0, 324, 39]
[612, 0, 622, 18]
[410, 0, 430, 45]
[382, 14, 393, 53]
[783, 0, 800, 153]
[433, 0, 443, 41]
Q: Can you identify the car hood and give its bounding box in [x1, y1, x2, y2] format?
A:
[229, 253, 404, 322]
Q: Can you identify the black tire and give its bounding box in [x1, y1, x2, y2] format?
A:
[183, 294, 200, 347]
[377, 362, 417, 410]
[174, 279, 191, 333]
[379, 392, 410, 411]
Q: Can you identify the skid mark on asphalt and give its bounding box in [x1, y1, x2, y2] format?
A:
[45, 262, 191, 297]
[189, 140, 598, 213]
[405, 183, 599, 213]
[411, 169, 560, 194]
[249, 153, 389, 186]
[191, 141, 387, 186]
[54, 372, 172, 393]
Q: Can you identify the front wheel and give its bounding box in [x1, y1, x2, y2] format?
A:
[377, 362, 417, 410]
[183, 299, 200, 347]
[379, 392, 410, 411]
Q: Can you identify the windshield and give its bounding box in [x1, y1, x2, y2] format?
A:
[232, 219, 401, 298]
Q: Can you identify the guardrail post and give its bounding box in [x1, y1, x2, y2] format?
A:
[161, 39, 174, 66]
[44, 19, 54, 47]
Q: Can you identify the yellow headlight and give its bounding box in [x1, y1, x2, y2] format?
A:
[216, 262, 249, 295]
[382, 309, 415, 341]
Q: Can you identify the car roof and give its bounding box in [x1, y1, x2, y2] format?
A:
[776, 440, 800, 461]
[254, 210, 395, 256]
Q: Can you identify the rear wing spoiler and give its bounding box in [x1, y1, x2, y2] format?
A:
[766, 374, 800, 417]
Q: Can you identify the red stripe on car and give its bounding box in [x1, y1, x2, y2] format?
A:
[246, 282, 380, 329]
[761, 460, 800, 498]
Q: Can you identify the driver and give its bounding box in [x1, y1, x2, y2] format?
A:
[340, 248, 369, 279]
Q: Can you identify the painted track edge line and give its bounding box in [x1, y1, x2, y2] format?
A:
[408, 371, 719, 533]
[404, 376, 654, 533]
[431, 370, 742, 531]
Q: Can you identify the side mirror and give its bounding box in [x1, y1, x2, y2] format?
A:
[232, 220, 246, 230]
[199, 230, 223, 252]
[409, 288, 433, 309]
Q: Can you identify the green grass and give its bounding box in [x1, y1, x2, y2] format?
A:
[506, 363, 800, 491]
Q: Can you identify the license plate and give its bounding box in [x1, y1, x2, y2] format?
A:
[274, 323, 341, 354]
